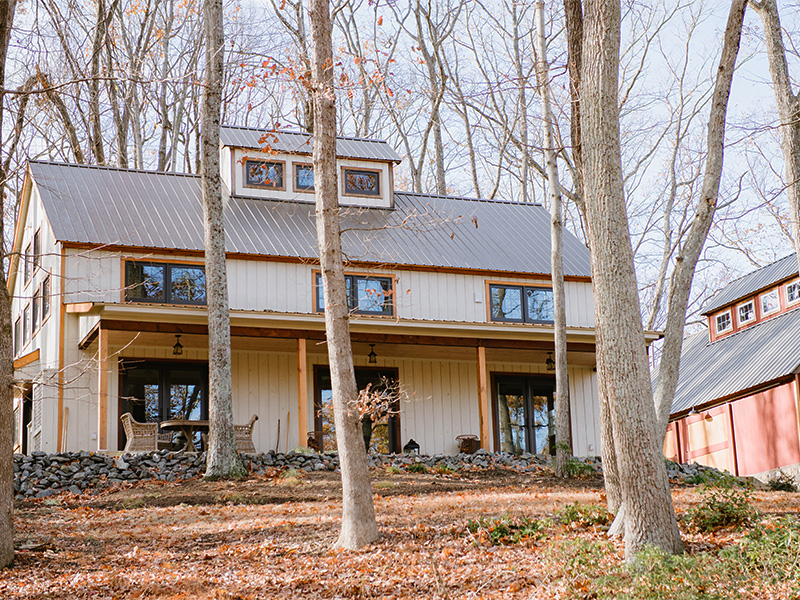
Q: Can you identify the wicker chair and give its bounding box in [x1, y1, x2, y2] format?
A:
[120, 412, 172, 452]
[235, 414, 259, 454]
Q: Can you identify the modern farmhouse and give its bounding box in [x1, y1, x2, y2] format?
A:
[12, 126, 611, 457]
[665, 254, 800, 479]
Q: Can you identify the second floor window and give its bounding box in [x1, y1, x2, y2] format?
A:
[788, 282, 800, 305]
[737, 300, 755, 325]
[245, 159, 284, 190]
[125, 261, 206, 305]
[489, 284, 554, 324]
[315, 272, 393, 315]
[715, 311, 732, 334]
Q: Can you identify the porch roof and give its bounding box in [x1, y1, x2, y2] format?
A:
[29, 160, 593, 278]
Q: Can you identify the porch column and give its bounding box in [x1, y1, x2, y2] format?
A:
[97, 327, 108, 451]
[794, 374, 800, 460]
[477, 345, 490, 449]
[297, 338, 308, 447]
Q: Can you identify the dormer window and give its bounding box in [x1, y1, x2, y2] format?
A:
[737, 300, 755, 325]
[788, 282, 800, 305]
[342, 168, 380, 197]
[294, 163, 315, 192]
[760, 289, 780, 316]
[715, 310, 731, 334]
[245, 159, 285, 190]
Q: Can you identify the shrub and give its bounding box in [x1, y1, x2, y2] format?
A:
[766, 472, 797, 492]
[433, 463, 454, 475]
[688, 475, 758, 532]
[466, 515, 545, 546]
[564, 457, 595, 479]
[557, 502, 612, 527]
[407, 463, 428, 474]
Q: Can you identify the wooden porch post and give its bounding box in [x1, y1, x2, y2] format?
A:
[477, 345, 490, 449]
[97, 327, 108, 451]
[298, 338, 308, 447]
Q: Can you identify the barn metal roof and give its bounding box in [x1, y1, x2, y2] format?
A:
[668, 306, 800, 415]
[219, 126, 403, 163]
[29, 161, 592, 277]
[701, 253, 799, 315]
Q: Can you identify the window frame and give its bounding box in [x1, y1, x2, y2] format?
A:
[736, 299, 755, 326]
[33, 229, 41, 273]
[14, 316, 21, 357]
[243, 158, 286, 191]
[314, 271, 394, 316]
[488, 283, 555, 325]
[23, 242, 32, 284]
[22, 302, 31, 346]
[341, 167, 382, 198]
[714, 310, 732, 335]
[760, 289, 781, 317]
[32, 286, 41, 333]
[41, 276, 51, 322]
[787, 281, 800, 306]
[293, 162, 315, 193]
[124, 260, 207, 306]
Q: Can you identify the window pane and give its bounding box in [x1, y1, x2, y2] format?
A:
[788, 283, 800, 303]
[245, 160, 283, 188]
[490, 286, 523, 321]
[315, 272, 325, 311]
[295, 164, 314, 190]
[738, 302, 754, 323]
[761, 290, 779, 314]
[33, 231, 41, 270]
[531, 394, 554, 455]
[497, 383, 527, 453]
[170, 266, 206, 303]
[32, 289, 40, 331]
[42, 277, 51, 318]
[23, 305, 30, 343]
[14, 318, 20, 356]
[343, 169, 380, 195]
[526, 288, 554, 323]
[716, 312, 731, 332]
[126, 262, 165, 301]
[355, 277, 390, 313]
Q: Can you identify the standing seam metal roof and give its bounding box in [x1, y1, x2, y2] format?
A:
[701, 254, 799, 314]
[668, 306, 800, 414]
[219, 126, 403, 163]
[28, 161, 593, 277]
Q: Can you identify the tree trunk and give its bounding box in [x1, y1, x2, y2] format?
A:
[0, 0, 17, 570]
[201, 0, 242, 480]
[751, 0, 800, 276]
[563, 0, 584, 207]
[534, 0, 570, 477]
[653, 0, 746, 440]
[89, 0, 108, 165]
[581, 0, 683, 559]
[308, 0, 378, 550]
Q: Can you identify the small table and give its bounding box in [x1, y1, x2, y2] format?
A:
[160, 419, 210, 452]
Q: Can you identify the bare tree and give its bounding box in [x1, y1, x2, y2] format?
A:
[308, 0, 379, 549]
[201, 0, 243, 479]
[580, 0, 683, 559]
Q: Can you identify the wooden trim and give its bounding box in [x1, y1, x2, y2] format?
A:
[477, 346, 490, 449]
[78, 322, 100, 350]
[297, 339, 308, 447]
[727, 403, 739, 476]
[66, 302, 94, 314]
[13, 348, 40, 370]
[242, 157, 286, 191]
[8, 168, 33, 292]
[687, 440, 730, 460]
[57, 249, 66, 451]
[292, 162, 315, 194]
[97, 327, 108, 451]
[61, 241, 593, 282]
[312, 268, 397, 316]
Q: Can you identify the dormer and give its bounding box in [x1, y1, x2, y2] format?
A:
[219, 126, 402, 209]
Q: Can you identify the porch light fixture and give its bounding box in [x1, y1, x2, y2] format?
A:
[173, 334, 183, 356]
[688, 406, 698, 416]
[368, 344, 377, 364]
[546, 352, 555, 372]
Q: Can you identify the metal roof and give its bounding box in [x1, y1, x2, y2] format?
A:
[29, 161, 592, 277]
[668, 306, 800, 415]
[219, 126, 403, 163]
[701, 253, 799, 314]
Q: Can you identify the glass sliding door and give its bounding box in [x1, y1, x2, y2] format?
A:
[494, 375, 557, 455]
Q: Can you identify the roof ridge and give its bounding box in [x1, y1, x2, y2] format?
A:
[29, 160, 199, 179]
[220, 124, 391, 145]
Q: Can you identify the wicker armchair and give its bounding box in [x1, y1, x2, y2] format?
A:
[120, 412, 172, 452]
[235, 414, 259, 454]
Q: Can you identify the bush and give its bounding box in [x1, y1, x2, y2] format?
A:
[766, 472, 797, 492]
[407, 463, 428, 474]
[557, 502, 612, 528]
[466, 515, 546, 546]
[564, 457, 596, 479]
[688, 475, 758, 532]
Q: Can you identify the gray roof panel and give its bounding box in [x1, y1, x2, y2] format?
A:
[220, 126, 403, 163]
[29, 161, 592, 277]
[701, 254, 799, 314]
[668, 307, 800, 414]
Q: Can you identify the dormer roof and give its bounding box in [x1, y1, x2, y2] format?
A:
[701, 253, 799, 315]
[219, 125, 403, 163]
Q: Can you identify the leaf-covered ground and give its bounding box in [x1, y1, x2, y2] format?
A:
[3, 468, 800, 599]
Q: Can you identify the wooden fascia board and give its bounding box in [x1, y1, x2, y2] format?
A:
[13, 348, 40, 370]
[59, 241, 592, 283]
[8, 167, 34, 292]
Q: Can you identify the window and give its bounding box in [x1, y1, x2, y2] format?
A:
[33, 229, 41, 272]
[761, 289, 780, 316]
[489, 284, 554, 324]
[294, 163, 315, 192]
[125, 261, 206, 305]
[22, 303, 30, 345]
[787, 282, 800, 305]
[23, 242, 31, 283]
[315, 272, 393, 315]
[244, 159, 284, 190]
[14, 317, 20, 356]
[737, 300, 755, 325]
[715, 311, 731, 334]
[32, 287, 41, 332]
[342, 168, 381, 196]
[41, 276, 51, 320]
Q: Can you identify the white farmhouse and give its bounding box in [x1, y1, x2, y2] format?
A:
[11, 126, 611, 457]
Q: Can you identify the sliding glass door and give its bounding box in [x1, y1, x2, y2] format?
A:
[494, 375, 556, 455]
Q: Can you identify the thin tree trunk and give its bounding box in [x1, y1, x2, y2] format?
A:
[0, 0, 17, 570]
[534, 0, 570, 477]
[581, 0, 683, 559]
[563, 0, 584, 209]
[201, 0, 242, 480]
[751, 0, 800, 276]
[653, 0, 746, 440]
[308, 0, 378, 550]
[513, 0, 529, 204]
[89, 0, 108, 165]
